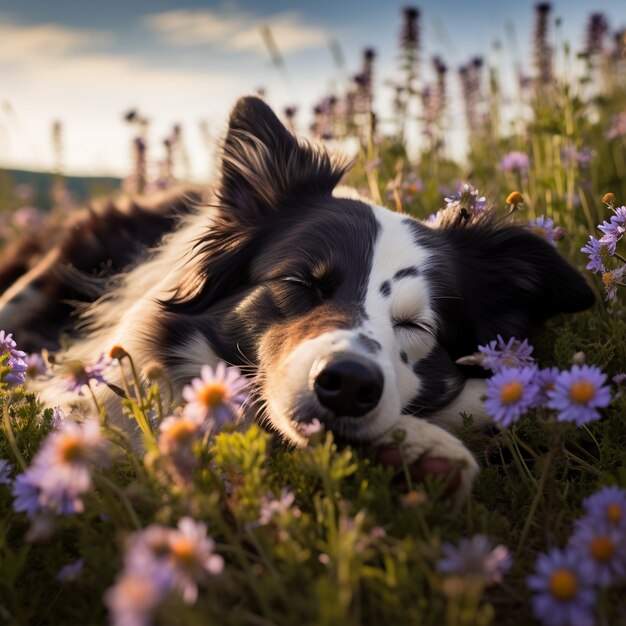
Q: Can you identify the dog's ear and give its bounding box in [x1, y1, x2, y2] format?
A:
[218, 96, 347, 221]
[434, 220, 595, 357]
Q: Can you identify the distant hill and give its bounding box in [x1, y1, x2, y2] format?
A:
[0, 168, 121, 211]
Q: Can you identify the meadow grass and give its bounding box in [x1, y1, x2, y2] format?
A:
[1, 5, 626, 625]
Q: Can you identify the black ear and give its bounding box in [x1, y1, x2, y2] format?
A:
[218, 96, 347, 221]
[165, 97, 347, 313]
[434, 219, 595, 357]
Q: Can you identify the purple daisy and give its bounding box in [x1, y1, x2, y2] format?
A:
[529, 216, 562, 245]
[546, 365, 611, 425]
[444, 183, 487, 216]
[477, 335, 535, 372]
[57, 558, 84, 583]
[533, 367, 560, 407]
[569, 520, 626, 588]
[437, 535, 512, 584]
[499, 151, 530, 173]
[23, 353, 48, 379]
[258, 488, 297, 526]
[0, 459, 12, 485]
[484, 366, 540, 427]
[580, 237, 606, 274]
[182, 362, 249, 429]
[12, 471, 43, 518]
[527, 548, 596, 626]
[581, 486, 626, 530]
[598, 216, 625, 256]
[63, 355, 108, 395]
[601, 265, 625, 301]
[0, 330, 28, 386]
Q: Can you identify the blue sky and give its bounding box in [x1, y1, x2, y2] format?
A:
[0, 0, 624, 179]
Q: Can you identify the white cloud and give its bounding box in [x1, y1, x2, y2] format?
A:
[0, 15, 110, 62]
[143, 8, 329, 54]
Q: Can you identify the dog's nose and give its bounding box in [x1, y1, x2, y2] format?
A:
[313, 355, 384, 417]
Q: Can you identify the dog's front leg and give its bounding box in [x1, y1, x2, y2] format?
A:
[374, 414, 480, 506]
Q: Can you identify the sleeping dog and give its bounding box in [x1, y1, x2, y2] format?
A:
[0, 96, 594, 502]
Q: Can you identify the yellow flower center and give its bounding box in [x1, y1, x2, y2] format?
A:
[58, 435, 83, 463]
[603, 272, 614, 286]
[198, 382, 226, 408]
[506, 191, 524, 205]
[170, 537, 197, 567]
[590, 536, 615, 562]
[500, 381, 524, 404]
[607, 503, 623, 524]
[570, 381, 595, 404]
[548, 569, 578, 600]
[532, 226, 548, 237]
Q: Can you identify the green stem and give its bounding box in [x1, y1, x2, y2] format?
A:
[2, 401, 26, 471]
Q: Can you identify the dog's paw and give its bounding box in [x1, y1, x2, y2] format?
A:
[374, 414, 479, 506]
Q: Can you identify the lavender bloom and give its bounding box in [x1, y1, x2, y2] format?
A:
[25, 419, 106, 514]
[582, 486, 626, 529]
[529, 216, 562, 244]
[527, 548, 595, 626]
[437, 535, 512, 584]
[444, 183, 486, 216]
[57, 558, 84, 583]
[182, 362, 249, 430]
[12, 472, 43, 518]
[478, 335, 535, 372]
[533, 367, 560, 407]
[105, 567, 172, 626]
[258, 488, 297, 525]
[602, 266, 626, 301]
[484, 366, 540, 427]
[598, 209, 626, 256]
[23, 353, 48, 379]
[561, 144, 594, 169]
[547, 365, 611, 425]
[569, 520, 626, 588]
[51, 407, 67, 428]
[580, 236, 606, 274]
[63, 355, 108, 395]
[499, 151, 530, 173]
[0, 330, 28, 386]
[0, 459, 12, 485]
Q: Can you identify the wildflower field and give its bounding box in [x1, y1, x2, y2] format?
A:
[1, 4, 626, 626]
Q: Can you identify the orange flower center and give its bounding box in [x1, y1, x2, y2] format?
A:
[590, 536, 615, 562]
[532, 226, 548, 237]
[607, 503, 623, 524]
[58, 435, 83, 463]
[548, 569, 578, 600]
[167, 420, 196, 443]
[170, 537, 197, 567]
[500, 381, 524, 404]
[570, 381, 595, 404]
[198, 383, 226, 408]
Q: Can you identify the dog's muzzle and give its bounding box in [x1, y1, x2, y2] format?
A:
[311, 353, 384, 418]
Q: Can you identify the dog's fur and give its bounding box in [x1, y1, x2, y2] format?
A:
[0, 96, 595, 502]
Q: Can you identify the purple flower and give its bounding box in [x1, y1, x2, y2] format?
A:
[57, 558, 84, 583]
[529, 216, 562, 244]
[23, 353, 48, 379]
[561, 144, 594, 169]
[12, 471, 43, 518]
[533, 367, 560, 407]
[444, 183, 487, 216]
[105, 567, 172, 626]
[602, 265, 626, 301]
[477, 335, 535, 372]
[437, 535, 512, 584]
[258, 488, 297, 525]
[24, 419, 106, 515]
[0, 330, 28, 386]
[182, 362, 249, 430]
[580, 236, 606, 274]
[582, 486, 626, 529]
[158, 415, 202, 482]
[569, 520, 626, 588]
[63, 355, 108, 395]
[527, 548, 596, 626]
[598, 209, 625, 256]
[499, 151, 530, 173]
[484, 366, 540, 427]
[0, 459, 12, 485]
[547, 365, 612, 425]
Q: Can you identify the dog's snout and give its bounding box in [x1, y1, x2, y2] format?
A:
[313, 355, 384, 417]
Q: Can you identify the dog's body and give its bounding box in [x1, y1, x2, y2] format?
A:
[0, 97, 594, 501]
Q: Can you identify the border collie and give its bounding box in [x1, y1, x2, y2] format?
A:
[0, 96, 594, 502]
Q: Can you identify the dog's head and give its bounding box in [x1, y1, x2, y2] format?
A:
[164, 96, 594, 445]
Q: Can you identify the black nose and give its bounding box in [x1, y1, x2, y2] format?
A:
[313, 355, 384, 417]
